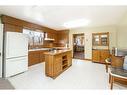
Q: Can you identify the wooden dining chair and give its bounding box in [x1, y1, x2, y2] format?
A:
[108, 55, 127, 90]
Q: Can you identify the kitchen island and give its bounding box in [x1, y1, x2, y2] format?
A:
[44, 49, 72, 79]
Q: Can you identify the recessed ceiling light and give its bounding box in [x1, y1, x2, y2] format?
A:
[63, 19, 91, 28]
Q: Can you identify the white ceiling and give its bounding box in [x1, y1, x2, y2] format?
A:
[0, 6, 127, 30]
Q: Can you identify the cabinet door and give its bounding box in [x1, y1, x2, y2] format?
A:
[28, 51, 40, 66]
[47, 32, 53, 39]
[92, 32, 109, 46]
[67, 51, 72, 66]
[100, 34, 109, 46]
[28, 51, 35, 66]
[40, 50, 46, 62]
[53, 33, 58, 43]
[54, 55, 62, 76]
[92, 34, 100, 46]
[92, 50, 100, 62]
[100, 50, 110, 63]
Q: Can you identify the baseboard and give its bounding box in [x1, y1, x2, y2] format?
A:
[72, 57, 92, 61]
[84, 59, 92, 61]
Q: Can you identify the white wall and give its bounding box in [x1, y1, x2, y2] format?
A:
[116, 12, 127, 49]
[0, 16, 1, 23]
[69, 25, 117, 59]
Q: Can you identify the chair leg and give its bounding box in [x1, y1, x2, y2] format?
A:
[105, 64, 108, 73]
[109, 74, 111, 83]
[110, 76, 114, 90]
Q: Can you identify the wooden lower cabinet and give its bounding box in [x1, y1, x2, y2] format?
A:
[28, 51, 40, 66]
[45, 50, 72, 79]
[92, 50, 100, 63]
[40, 50, 47, 62]
[28, 50, 47, 66]
[67, 51, 72, 66]
[92, 49, 110, 63]
[100, 50, 110, 63]
[53, 55, 62, 76]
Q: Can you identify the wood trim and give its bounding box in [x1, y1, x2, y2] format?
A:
[1, 15, 69, 48]
[1, 15, 58, 34]
[72, 58, 92, 61]
[84, 58, 92, 61]
[3, 24, 23, 32]
[109, 74, 127, 90]
[92, 32, 109, 35]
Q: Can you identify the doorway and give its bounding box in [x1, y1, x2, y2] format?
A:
[73, 33, 85, 59]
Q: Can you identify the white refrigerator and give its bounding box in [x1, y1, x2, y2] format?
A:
[4, 32, 28, 78]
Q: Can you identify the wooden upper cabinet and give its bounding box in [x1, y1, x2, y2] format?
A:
[100, 34, 109, 46]
[92, 32, 109, 46]
[57, 30, 69, 47]
[93, 34, 100, 46]
[46, 32, 57, 43]
[4, 24, 23, 32]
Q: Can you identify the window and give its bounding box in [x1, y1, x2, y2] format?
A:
[23, 29, 44, 49]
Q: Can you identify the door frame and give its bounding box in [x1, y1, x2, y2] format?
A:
[72, 33, 85, 59]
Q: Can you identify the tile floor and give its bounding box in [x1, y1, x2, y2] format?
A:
[73, 52, 84, 59]
[0, 79, 14, 89]
[8, 59, 127, 89]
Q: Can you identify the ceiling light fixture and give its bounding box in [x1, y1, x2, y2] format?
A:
[63, 18, 91, 28]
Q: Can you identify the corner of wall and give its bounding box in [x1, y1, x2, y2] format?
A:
[115, 12, 127, 49]
[0, 16, 2, 24]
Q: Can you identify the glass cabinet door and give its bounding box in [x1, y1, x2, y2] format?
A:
[93, 35, 100, 45]
[100, 34, 108, 46]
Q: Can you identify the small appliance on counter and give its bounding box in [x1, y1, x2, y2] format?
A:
[123, 56, 127, 70]
[112, 47, 127, 56]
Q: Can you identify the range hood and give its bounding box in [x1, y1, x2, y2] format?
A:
[44, 32, 54, 41]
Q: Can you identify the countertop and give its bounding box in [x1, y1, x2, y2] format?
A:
[92, 49, 109, 50]
[28, 47, 69, 52]
[28, 48, 50, 51]
[44, 49, 72, 55]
